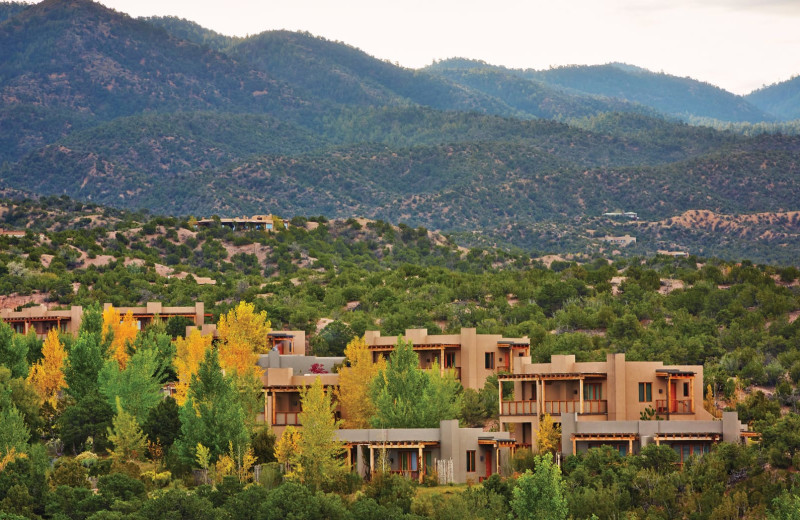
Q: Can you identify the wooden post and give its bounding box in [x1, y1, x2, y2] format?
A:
[370, 446, 375, 476]
[418, 445, 424, 484]
[572, 437, 576, 455]
[263, 390, 268, 422]
[690, 377, 695, 414]
[271, 391, 277, 425]
[579, 378, 584, 415]
[498, 378, 503, 417]
[628, 438, 633, 455]
[666, 377, 671, 420]
[655, 435, 660, 446]
[541, 379, 546, 415]
[440, 346, 445, 376]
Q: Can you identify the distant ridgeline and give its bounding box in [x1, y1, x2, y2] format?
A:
[0, 1, 798, 262]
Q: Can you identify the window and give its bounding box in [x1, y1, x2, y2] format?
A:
[583, 383, 602, 400]
[466, 450, 476, 472]
[444, 352, 456, 368]
[638, 383, 652, 402]
[683, 382, 689, 397]
[485, 352, 495, 369]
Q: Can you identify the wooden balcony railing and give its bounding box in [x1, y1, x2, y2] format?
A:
[501, 400, 608, 416]
[273, 411, 301, 426]
[502, 400, 538, 416]
[655, 399, 693, 414]
[542, 399, 608, 415]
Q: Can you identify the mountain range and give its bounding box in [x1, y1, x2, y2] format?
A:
[1, 0, 800, 262]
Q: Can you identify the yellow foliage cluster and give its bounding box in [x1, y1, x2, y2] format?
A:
[536, 413, 561, 454]
[0, 448, 27, 473]
[275, 425, 302, 477]
[27, 328, 68, 407]
[336, 336, 385, 428]
[102, 306, 138, 369]
[217, 301, 271, 377]
[173, 329, 213, 405]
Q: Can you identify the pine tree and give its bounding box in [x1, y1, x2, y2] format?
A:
[370, 338, 461, 428]
[107, 397, 147, 462]
[0, 321, 28, 379]
[99, 347, 164, 424]
[64, 331, 104, 402]
[27, 328, 68, 407]
[337, 336, 384, 428]
[175, 349, 249, 465]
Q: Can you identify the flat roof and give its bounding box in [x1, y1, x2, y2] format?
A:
[498, 372, 607, 381]
[656, 369, 696, 377]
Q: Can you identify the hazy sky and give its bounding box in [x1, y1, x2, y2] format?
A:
[63, 0, 800, 95]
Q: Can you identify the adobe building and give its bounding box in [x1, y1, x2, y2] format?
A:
[0, 305, 83, 337]
[498, 353, 747, 460]
[338, 420, 515, 484]
[103, 302, 208, 331]
[364, 328, 531, 390]
[196, 215, 288, 231]
[258, 351, 344, 436]
[267, 330, 306, 355]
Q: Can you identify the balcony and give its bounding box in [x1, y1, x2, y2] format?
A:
[655, 399, 693, 415]
[502, 400, 538, 416]
[273, 411, 301, 426]
[500, 400, 608, 416]
[543, 399, 607, 415]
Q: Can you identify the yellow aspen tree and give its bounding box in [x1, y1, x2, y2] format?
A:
[27, 328, 68, 407]
[217, 301, 272, 355]
[536, 413, 561, 455]
[297, 376, 346, 491]
[103, 306, 138, 369]
[217, 302, 270, 426]
[0, 448, 26, 473]
[173, 329, 213, 406]
[274, 425, 302, 477]
[336, 336, 385, 428]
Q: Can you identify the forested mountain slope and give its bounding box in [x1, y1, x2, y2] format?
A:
[747, 75, 800, 121]
[427, 59, 771, 123]
[0, 1, 798, 264]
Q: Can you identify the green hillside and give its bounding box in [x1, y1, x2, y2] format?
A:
[747, 75, 800, 121]
[428, 60, 771, 123]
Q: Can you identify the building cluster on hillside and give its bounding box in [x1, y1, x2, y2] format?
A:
[195, 214, 289, 231]
[1, 303, 748, 483]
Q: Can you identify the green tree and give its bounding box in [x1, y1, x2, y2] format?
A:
[370, 339, 461, 428]
[57, 392, 114, 455]
[296, 376, 346, 491]
[0, 322, 28, 379]
[64, 331, 104, 402]
[141, 397, 181, 450]
[99, 347, 165, 424]
[107, 397, 148, 462]
[175, 349, 249, 466]
[510, 453, 568, 520]
[0, 406, 28, 461]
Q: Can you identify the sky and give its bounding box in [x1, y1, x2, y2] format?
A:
[57, 0, 800, 95]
